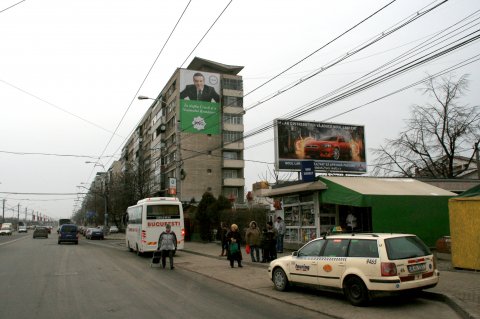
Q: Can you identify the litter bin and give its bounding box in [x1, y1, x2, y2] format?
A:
[435, 235, 451, 253]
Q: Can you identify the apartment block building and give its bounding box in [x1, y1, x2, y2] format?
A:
[121, 57, 245, 204]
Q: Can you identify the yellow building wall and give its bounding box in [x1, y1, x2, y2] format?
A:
[448, 197, 480, 270]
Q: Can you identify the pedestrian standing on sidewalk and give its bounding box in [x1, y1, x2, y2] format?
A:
[275, 216, 286, 253]
[245, 221, 261, 262]
[219, 222, 228, 256]
[226, 224, 243, 268]
[158, 224, 177, 269]
[263, 221, 278, 262]
[260, 226, 268, 263]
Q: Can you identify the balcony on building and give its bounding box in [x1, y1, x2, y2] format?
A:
[223, 177, 245, 187]
[223, 141, 244, 150]
[223, 159, 244, 169]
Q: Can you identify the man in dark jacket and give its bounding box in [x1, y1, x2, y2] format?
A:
[262, 221, 278, 262]
[157, 224, 177, 269]
[180, 72, 220, 102]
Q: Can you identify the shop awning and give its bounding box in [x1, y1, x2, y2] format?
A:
[319, 176, 456, 206]
[261, 181, 327, 197]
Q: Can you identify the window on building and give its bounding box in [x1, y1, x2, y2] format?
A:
[223, 131, 243, 143]
[223, 96, 243, 107]
[164, 152, 176, 166]
[223, 187, 239, 198]
[223, 151, 239, 160]
[223, 169, 238, 179]
[222, 78, 243, 91]
[223, 114, 243, 125]
[167, 100, 176, 113]
[166, 81, 176, 99]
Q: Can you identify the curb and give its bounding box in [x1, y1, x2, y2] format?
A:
[421, 291, 479, 319]
[180, 248, 344, 319]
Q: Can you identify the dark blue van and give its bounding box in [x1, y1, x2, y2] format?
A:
[58, 224, 78, 244]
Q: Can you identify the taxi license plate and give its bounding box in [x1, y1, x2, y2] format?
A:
[408, 263, 426, 273]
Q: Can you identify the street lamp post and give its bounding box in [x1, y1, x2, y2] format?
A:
[138, 95, 171, 197]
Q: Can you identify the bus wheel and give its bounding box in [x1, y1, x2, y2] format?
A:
[136, 245, 142, 256]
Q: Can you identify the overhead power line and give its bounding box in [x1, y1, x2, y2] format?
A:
[181, 30, 480, 162]
[0, 79, 123, 138]
[0, 0, 26, 14]
[241, 54, 480, 157]
[103, 0, 399, 171]
[84, 0, 193, 184]
[178, 0, 449, 156]
[242, 0, 397, 100]
[0, 149, 114, 159]
[244, 0, 448, 113]
[180, 0, 234, 68]
[0, 192, 85, 196]
[177, 0, 445, 140]
[241, 9, 480, 140]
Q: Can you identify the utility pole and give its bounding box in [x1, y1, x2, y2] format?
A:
[2, 199, 5, 223]
[475, 142, 480, 179]
[17, 203, 20, 230]
[25, 207, 27, 222]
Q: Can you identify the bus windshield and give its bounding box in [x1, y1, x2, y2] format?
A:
[146, 204, 180, 219]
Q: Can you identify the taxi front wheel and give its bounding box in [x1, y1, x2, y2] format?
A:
[344, 276, 370, 306]
[273, 268, 289, 291]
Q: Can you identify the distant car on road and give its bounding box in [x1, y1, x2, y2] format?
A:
[0, 223, 13, 236]
[33, 226, 49, 239]
[58, 224, 78, 245]
[304, 136, 352, 160]
[86, 228, 104, 240]
[18, 225, 28, 233]
[268, 233, 439, 306]
[109, 225, 119, 233]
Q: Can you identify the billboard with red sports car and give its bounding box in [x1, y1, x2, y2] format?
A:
[274, 119, 367, 174]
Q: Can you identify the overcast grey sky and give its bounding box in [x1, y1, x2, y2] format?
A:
[1, 0, 479, 220]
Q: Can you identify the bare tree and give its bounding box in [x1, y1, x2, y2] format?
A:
[372, 74, 480, 178]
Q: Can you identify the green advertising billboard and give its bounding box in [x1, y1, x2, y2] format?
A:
[179, 69, 221, 135]
[180, 99, 220, 134]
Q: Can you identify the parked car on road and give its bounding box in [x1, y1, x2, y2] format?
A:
[33, 226, 49, 239]
[86, 227, 104, 240]
[58, 224, 78, 245]
[0, 223, 13, 236]
[268, 233, 439, 306]
[109, 225, 119, 233]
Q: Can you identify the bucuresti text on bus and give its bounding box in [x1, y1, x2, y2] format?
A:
[125, 197, 185, 255]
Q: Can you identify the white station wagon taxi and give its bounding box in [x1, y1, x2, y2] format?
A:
[268, 233, 439, 306]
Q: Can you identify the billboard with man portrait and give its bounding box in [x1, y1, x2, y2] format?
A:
[274, 119, 367, 174]
[179, 69, 221, 135]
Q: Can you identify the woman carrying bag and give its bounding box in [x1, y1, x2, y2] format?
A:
[226, 224, 243, 268]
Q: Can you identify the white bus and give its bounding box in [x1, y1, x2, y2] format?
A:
[125, 197, 185, 255]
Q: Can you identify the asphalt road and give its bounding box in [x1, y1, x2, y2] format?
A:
[0, 232, 329, 319]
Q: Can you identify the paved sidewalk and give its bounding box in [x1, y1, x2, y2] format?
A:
[180, 241, 480, 319]
[105, 234, 479, 318]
